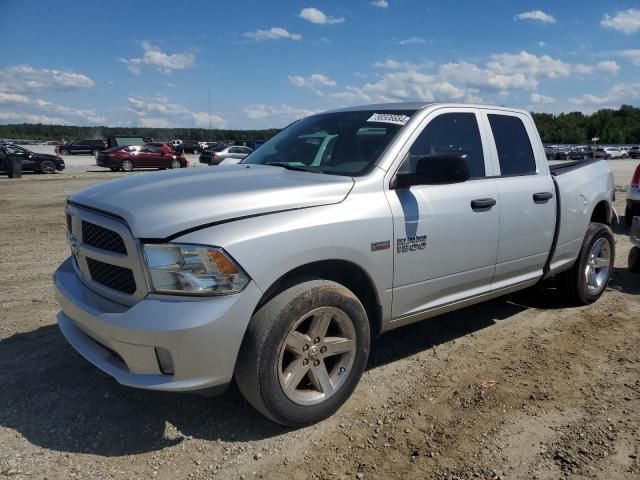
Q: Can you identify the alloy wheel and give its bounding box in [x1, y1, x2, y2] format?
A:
[278, 307, 357, 406]
[584, 237, 611, 294]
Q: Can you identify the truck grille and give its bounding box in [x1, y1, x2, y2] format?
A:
[66, 205, 147, 304]
[86, 258, 137, 294]
[82, 221, 127, 254]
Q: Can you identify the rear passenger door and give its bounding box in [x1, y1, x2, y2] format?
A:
[481, 110, 556, 289]
[386, 108, 500, 320]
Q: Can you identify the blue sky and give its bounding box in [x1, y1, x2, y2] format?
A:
[1, 0, 639, 129]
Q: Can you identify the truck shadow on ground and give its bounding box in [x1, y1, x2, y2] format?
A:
[0, 282, 629, 457]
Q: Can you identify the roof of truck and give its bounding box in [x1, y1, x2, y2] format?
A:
[325, 102, 529, 116]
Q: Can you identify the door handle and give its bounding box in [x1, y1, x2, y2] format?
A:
[470, 198, 497, 210]
[533, 192, 553, 202]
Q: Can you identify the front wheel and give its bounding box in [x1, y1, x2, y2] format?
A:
[558, 222, 614, 305]
[121, 159, 134, 172]
[39, 160, 56, 174]
[235, 280, 370, 427]
[169, 159, 181, 169]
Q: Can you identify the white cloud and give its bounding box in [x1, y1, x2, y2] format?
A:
[397, 37, 427, 45]
[601, 8, 640, 34]
[243, 104, 318, 126]
[288, 74, 336, 95]
[514, 10, 556, 24]
[538, 41, 546, 47]
[0, 64, 94, 94]
[119, 41, 195, 75]
[530, 92, 555, 104]
[618, 49, 640, 66]
[0, 92, 30, 104]
[374, 58, 431, 70]
[0, 111, 69, 124]
[371, 0, 389, 8]
[299, 7, 345, 25]
[243, 27, 302, 41]
[126, 95, 226, 128]
[190, 111, 226, 128]
[596, 60, 620, 75]
[0, 93, 105, 125]
[569, 83, 640, 110]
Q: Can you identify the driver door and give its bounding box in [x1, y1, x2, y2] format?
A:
[385, 108, 500, 321]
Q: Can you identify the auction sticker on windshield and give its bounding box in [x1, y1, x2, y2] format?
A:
[367, 113, 411, 126]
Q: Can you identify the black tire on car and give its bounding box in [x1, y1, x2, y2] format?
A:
[629, 247, 640, 273]
[61, 149, 69, 155]
[169, 159, 181, 169]
[235, 279, 370, 427]
[39, 160, 56, 174]
[121, 159, 134, 172]
[558, 222, 614, 305]
[626, 206, 634, 227]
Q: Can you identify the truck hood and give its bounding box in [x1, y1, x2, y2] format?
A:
[69, 165, 354, 239]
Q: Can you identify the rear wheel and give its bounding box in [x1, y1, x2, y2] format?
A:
[558, 222, 614, 305]
[121, 159, 134, 172]
[235, 280, 370, 426]
[39, 160, 56, 174]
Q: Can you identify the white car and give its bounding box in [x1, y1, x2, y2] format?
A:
[596, 147, 627, 159]
[170, 139, 183, 148]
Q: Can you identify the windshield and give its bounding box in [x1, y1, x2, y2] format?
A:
[242, 110, 416, 176]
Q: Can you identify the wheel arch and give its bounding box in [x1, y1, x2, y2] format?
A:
[254, 259, 383, 338]
[590, 199, 612, 225]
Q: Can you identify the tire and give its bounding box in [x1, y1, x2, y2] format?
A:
[121, 159, 134, 172]
[626, 206, 634, 227]
[235, 279, 370, 427]
[61, 149, 69, 155]
[558, 222, 614, 305]
[91, 150, 97, 157]
[629, 247, 640, 273]
[39, 160, 56, 174]
[606, 155, 612, 160]
[169, 159, 181, 169]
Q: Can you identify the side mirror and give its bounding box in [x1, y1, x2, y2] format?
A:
[392, 153, 470, 188]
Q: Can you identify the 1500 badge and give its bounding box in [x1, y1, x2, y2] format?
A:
[397, 235, 427, 253]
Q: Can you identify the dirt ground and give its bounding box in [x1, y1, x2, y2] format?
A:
[0, 169, 638, 480]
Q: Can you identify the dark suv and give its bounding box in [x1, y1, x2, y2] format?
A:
[57, 139, 107, 156]
[174, 141, 202, 154]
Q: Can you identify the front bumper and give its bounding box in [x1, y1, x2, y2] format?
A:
[53, 257, 262, 392]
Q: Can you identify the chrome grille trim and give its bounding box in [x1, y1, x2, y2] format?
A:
[65, 204, 148, 306]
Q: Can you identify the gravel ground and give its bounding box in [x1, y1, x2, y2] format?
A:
[0, 155, 638, 480]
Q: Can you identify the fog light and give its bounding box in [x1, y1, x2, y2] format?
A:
[155, 347, 174, 375]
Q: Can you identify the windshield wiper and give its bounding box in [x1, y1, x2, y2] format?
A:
[265, 162, 321, 173]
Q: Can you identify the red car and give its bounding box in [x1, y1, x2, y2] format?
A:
[96, 145, 187, 172]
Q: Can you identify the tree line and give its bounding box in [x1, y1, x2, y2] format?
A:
[1, 105, 639, 144]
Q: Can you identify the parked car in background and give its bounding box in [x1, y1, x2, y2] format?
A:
[626, 162, 640, 226]
[57, 139, 107, 156]
[595, 147, 627, 159]
[199, 145, 252, 165]
[0, 143, 65, 173]
[55, 102, 616, 426]
[96, 145, 187, 172]
[566, 146, 592, 160]
[629, 146, 640, 159]
[174, 141, 202, 154]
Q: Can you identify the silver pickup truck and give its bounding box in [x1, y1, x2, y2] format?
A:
[54, 103, 616, 426]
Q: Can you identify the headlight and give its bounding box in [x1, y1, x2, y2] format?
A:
[143, 243, 249, 295]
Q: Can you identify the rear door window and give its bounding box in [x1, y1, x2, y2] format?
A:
[488, 114, 536, 176]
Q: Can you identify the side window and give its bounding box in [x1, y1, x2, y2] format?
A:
[488, 114, 536, 176]
[400, 112, 485, 178]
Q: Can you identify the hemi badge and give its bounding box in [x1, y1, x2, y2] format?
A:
[371, 240, 391, 252]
